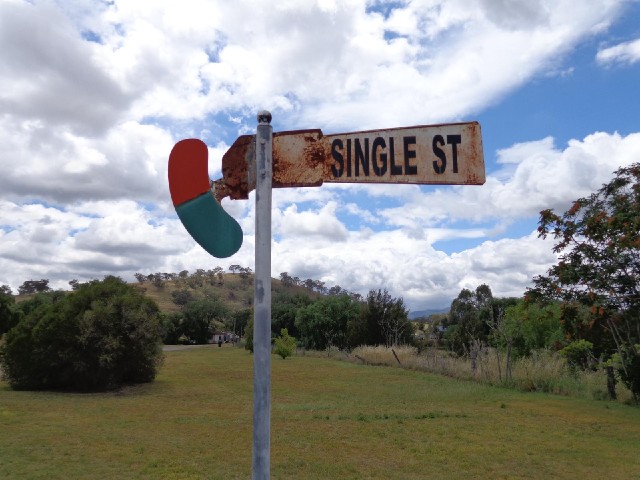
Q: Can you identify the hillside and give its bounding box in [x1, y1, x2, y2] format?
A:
[137, 273, 317, 314]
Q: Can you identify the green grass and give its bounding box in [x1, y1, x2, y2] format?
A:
[2, 347, 640, 479]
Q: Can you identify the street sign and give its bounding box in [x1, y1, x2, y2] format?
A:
[169, 115, 485, 480]
[214, 121, 484, 201]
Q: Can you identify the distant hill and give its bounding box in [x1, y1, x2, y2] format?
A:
[409, 308, 449, 320]
[13, 272, 446, 321]
[13, 273, 317, 314]
[133, 274, 320, 314]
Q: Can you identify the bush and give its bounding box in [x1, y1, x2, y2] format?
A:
[560, 340, 595, 371]
[0, 276, 164, 391]
[274, 328, 297, 359]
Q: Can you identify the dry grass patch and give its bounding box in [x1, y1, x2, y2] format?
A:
[350, 345, 634, 403]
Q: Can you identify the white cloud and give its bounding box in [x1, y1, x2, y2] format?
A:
[596, 37, 640, 66]
[0, 0, 637, 311]
[377, 131, 640, 228]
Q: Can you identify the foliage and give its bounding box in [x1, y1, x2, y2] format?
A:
[271, 292, 313, 338]
[244, 316, 254, 353]
[0, 289, 18, 336]
[171, 289, 194, 307]
[17, 279, 51, 295]
[0, 276, 163, 391]
[351, 289, 412, 347]
[528, 163, 640, 400]
[274, 328, 297, 359]
[295, 294, 360, 350]
[445, 284, 493, 355]
[227, 308, 252, 337]
[160, 312, 184, 344]
[561, 340, 596, 372]
[182, 297, 229, 344]
[500, 300, 564, 357]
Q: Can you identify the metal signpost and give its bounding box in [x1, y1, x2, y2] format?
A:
[253, 111, 273, 480]
[168, 113, 485, 479]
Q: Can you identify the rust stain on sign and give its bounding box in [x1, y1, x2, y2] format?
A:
[219, 122, 485, 200]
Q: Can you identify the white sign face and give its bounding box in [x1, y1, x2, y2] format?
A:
[218, 122, 485, 200]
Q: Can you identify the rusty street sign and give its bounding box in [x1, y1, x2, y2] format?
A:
[214, 121, 484, 201]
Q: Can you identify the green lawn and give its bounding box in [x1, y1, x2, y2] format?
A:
[1, 346, 639, 479]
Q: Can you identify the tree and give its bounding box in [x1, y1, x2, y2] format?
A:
[1, 285, 13, 295]
[160, 312, 184, 345]
[171, 289, 194, 307]
[227, 308, 252, 337]
[182, 297, 229, 344]
[271, 292, 313, 338]
[17, 279, 51, 295]
[295, 295, 360, 351]
[0, 276, 163, 391]
[351, 289, 412, 347]
[274, 328, 297, 359]
[239, 267, 253, 285]
[244, 316, 254, 353]
[0, 289, 18, 336]
[445, 285, 493, 356]
[528, 163, 640, 401]
[279, 272, 294, 287]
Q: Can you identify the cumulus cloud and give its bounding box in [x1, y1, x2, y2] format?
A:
[0, 0, 637, 310]
[377, 131, 640, 230]
[596, 37, 640, 66]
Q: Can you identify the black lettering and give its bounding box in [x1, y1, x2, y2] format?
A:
[371, 137, 387, 176]
[403, 136, 417, 175]
[346, 139, 352, 177]
[331, 139, 344, 177]
[389, 137, 401, 175]
[447, 134, 461, 173]
[432, 135, 446, 174]
[355, 138, 369, 177]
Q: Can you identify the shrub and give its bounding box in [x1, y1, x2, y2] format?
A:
[274, 328, 297, 359]
[560, 340, 595, 371]
[0, 276, 163, 391]
[244, 317, 254, 353]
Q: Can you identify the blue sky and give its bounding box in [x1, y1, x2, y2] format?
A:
[1, 0, 639, 311]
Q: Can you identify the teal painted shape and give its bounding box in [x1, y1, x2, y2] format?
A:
[175, 193, 243, 258]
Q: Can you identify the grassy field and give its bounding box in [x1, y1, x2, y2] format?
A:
[1, 346, 640, 479]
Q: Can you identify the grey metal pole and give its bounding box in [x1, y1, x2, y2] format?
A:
[253, 110, 272, 480]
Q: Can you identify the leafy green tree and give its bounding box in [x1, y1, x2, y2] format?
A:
[486, 297, 521, 381]
[528, 163, 640, 401]
[271, 292, 313, 338]
[17, 279, 51, 295]
[296, 295, 360, 350]
[445, 285, 493, 355]
[349, 289, 411, 347]
[0, 276, 163, 391]
[171, 289, 194, 307]
[225, 308, 252, 338]
[274, 328, 297, 359]
[0, 289, 18, 336]
[182, 297, 229, 344]
[560, 340, 596, 372]
[279, 272, 294, 287]
[244, 316, 254, 353]
[160, 312, 184, 344]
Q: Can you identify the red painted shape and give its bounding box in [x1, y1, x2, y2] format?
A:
[168, 139, 212, 206]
